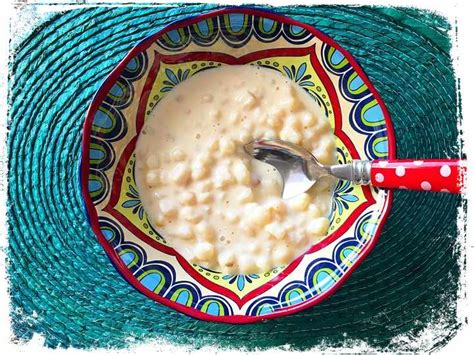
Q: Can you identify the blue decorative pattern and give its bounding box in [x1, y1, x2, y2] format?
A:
[321, 43, 388, 160]
[246, 212, 375, 316]
[329, 147, 360, 223]
[83, 10, 392, 319]
[160, 68, 191, 93]
[99, 216, 234, 316]
[157, 13, 312, 50]
[88, 52, 148, 205]
[222, 274, 260, 291]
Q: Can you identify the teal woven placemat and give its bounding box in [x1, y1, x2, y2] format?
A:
[8, 4, 462, 351]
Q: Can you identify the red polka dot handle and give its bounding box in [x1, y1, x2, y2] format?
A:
[371, 159, 466, 193]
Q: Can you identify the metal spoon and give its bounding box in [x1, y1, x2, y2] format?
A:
[244, 139, 464, 198]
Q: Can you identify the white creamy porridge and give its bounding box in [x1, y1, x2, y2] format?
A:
[135, 65, 336, 274]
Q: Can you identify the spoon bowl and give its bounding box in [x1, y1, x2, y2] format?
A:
[244, 139, 330, 199]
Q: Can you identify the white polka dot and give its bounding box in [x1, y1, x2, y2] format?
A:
[440, 165, 451, 177]
[395, 166, 406, 177]
[413, 160, 424, 166]
[375, 173, 385, 183]
[421, 181, 431, 191]
[378, 161, 389, 167]
[399, 186, 407, 190]
[440, 188, 450, 193]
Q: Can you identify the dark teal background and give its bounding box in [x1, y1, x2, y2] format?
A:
[8, 4, 462, 351]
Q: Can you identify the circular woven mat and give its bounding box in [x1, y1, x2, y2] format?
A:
[8, 5, 462, 351]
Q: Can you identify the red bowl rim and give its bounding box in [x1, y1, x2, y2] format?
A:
[80, 6, 396, 323]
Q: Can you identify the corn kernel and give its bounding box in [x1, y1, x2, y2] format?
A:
[288, 193, 311, 211]
[265, 222, 287, 240]
[195, 242, 215, 261]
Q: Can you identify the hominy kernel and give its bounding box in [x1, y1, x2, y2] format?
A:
[219, 138, 236, 156]
[272, 244, 292, 265]
[306, 217, 330, 237]
[191, 161, 209, 180]
[266, 116, 282, 130]
[152, 190, 164, 200]
[218, 251, 236, 268]
[308, 204, 323, 218]
[209, 109, 221, 121]
[239, 255, 258, 274]
[268, 106, 285, 118]
[244, 202, 259, 214]
[196, 192, 213, 204]
[209, 140, 219, 152]
[196, 180, 213, 192]
[263, 129, 277, 139]
[213, 164, 234, 188]
[232, 160, 251, 185]
[175, 225, 194, 239]
[303, 128, 317, 143]
[280, 127, 302, 144]
[288, 193, 311, 211]
[253, 107, 263, 122]
[303, 127, 318, 140]
[265, 222, 287, 240]
[237, 187, 253, 203]
[255, 255, 271, 271]
[316, 118, 332, 133]
[170, 163, 191, 185]
[235, 90, 258, 109]
[179, 246, 195, 262]
[159, 200, 177, 219]
[286, 114, 302, 130]
[170, 148, 186, 161]
[314, 192, 332, 215]
[154, 215, 166, 227]
[276, 95, 296, 111]
[145, 170, 161, 187]
[248, 241, 259, 253]
[240, 221, 256, 237]
[228, 111, 240, 124]
[225, 211, 240, 223]
[238, 129, 252, 144]
[242, 122, 253, 131]
[216, 191, 226, 201]
[248, 205, 272, 227]
[195, 242, 215, 261]
[260, 178, 281, 196]
[300, 111, 317, 126]
[181, 206, 203, 224]
[294, 232, 308, 246]
[195, 222, 215, 241]
[158, 170, 168, 184]
[313, 137, 336, 164]
[266, 199, 287, 217]
[196, 152, 213, 166]
[179, 191, 196, 206]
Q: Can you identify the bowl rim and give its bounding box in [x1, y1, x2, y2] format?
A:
[81, 6, 396, 323]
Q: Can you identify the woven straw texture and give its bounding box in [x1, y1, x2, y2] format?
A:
[8, 4, 462, 351]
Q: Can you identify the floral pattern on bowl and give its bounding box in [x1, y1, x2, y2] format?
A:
[81, 8, 395, 323]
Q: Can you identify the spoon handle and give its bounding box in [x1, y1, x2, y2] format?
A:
[370, 159, 466, 193]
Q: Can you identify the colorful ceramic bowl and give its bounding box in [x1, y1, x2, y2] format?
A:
[81, 8, 395, 323]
